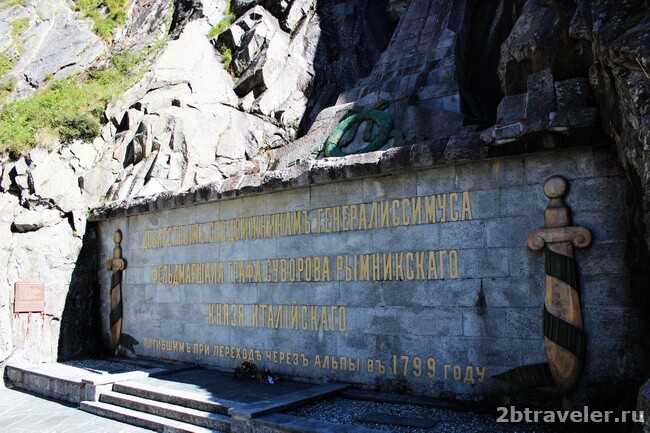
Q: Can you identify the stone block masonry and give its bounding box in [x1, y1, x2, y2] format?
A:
[91, 144, 641, 404]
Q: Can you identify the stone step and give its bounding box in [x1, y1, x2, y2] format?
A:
[113, 382, 234, 415]
[81, 400, 225, 433]
[100, 391, 231, 431]
[5, 360, 196, 404]
[5, 363, 91, 404]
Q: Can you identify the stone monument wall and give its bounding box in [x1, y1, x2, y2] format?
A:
[93, 144, 642, 402]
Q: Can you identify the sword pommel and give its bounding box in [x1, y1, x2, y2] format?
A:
[106, 230, 128, 271]
[544, 176, 571, 228]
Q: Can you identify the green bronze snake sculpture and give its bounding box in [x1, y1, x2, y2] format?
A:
[288, 100, 410, 167]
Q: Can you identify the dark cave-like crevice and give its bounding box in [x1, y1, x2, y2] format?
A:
[298, 0, 395, 136]
[458, 0, 515, 127]
[624, 168, 650, 376]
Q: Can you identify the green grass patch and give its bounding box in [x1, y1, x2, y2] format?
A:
[207, 1, 235, 39]
[10, 17, 28, 54]
[0, 55, 13, 77]
[219, 44, 233, 71]
[59, 114, 100, 143]
[0, 50, 146, 158]
[0, 0, 27, 11]
[0, 79, 15, 105]
[11, 17, 28, 40]
[208, 1, 236, 72]
[73, 0, 127, 40]
[0, 80, 15, 93]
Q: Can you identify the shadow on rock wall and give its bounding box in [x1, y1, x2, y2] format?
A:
[299, 0, 395, 134]
[57, 224, 103, 361]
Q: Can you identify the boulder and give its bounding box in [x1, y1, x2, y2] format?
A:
[228, 6, 282, 77]
[29, 154, 83, 213]
[554, 77, 590, 113]
[12, 208, 63, 233]
[133, 83, 192, 114]
[0, 163, 13, 192]
[281, 0, 315, 33]
[113, 0, 173, 52]
[25, 148, 49, 167]
[154, 20, 238, 106]
[228, 3, 318, 128]
[215, 24, 246, 50]
[0, 193, 20, 224]
[69, 142, 97, 171]
[167, 152, 186, 181]
[81, 154, 121, 205]
[10, 158, 29, 191]
[97, 11, 290, 200]
[525, 68, 555, 127]
[567, 0, 650, 250]
[138, 177, 184, 198]
[169, 0, 205, 39]
[124, 121, 153, 167]
[496, 94, 527, 125]
[499, 0, 582, 95]
[194, 163, 225, 185]
[267, 0, 291, 20]
[232, 0, 264, 17]
[483, 70, 598, 145]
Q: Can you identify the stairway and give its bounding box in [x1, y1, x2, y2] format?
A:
[81, 381, 232, 433]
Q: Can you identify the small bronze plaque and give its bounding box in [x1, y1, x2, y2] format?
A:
[14, 281, 45, 313]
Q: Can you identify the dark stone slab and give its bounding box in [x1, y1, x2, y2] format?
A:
[554, 77, 588, 113]
[525, 68, 555, 124]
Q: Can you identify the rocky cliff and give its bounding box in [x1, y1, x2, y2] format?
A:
[0, 0, 647, 395]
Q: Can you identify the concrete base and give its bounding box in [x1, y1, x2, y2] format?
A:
[4, 358, 192, 404]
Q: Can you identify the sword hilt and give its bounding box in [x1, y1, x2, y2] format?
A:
[528, 176, 592, 250]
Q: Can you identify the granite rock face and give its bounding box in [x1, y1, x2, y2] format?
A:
[113, 0, 175, 53]
[571, 0, 650, 242]
[0, 181, 83, 366]
[0, 0, 106, 101]
[101, 16, 289, 200]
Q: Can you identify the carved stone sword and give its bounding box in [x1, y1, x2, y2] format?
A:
[105, 229, 139, 356]
[527, 176, 591, 407]
[106, 230, 127, 352]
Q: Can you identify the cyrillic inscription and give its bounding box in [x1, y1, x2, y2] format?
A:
[142, 192, 473, 249]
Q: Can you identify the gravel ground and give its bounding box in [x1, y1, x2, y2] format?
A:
[286, 397, 572, 433]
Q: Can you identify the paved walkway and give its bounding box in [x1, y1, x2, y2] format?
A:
[0, 386, 152, 433]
